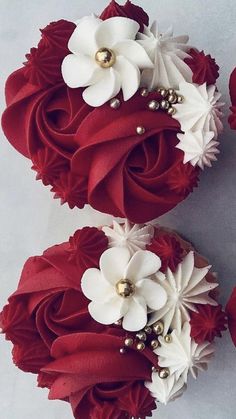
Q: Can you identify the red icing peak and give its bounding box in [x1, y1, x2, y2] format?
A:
[31, 148, 69, 186]
[24, 46, 63, 87]
[68, 227, 108, 273]
[167, 162, 200, 196]
[51, 171, 88, 209]
[190, 304, 227, 344]
[39, 19, 75, 53]
[185, 48, 219, 85]
[117, 382, 156, 418]
[148, 233, 185, 273]
[100, 0, 149, 32]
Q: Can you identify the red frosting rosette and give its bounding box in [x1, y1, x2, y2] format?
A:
[229, 68, 236, 130]
[1, 1, 223, 223]
[0, 222, 227, 418]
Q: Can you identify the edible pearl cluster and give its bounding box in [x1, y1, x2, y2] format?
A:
[109, 87, 184, 138]
[118, 320, 173, 380]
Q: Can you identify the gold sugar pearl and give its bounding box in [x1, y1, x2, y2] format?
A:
[140, 87, 149, 97]
[148, 100, 160, 111]
[116, 279, 135, 298]
[159, 368, 170, 379]
[124, 338, 134, 347]
[158, 88, 168, 97]
[95, 47, 116, 68]
[109, 98, 121, 109]
[168, 88, 175, 95]
[168, 94, 177, 104]
[120, 348, 126, 355]
[177, 95, 184, 103]
[136, 342, 146, 351]
[151, 339, 159, 350]
[136, 126, 146, 135]
[114, 319, 122, 326]
[164, 335, 172, 343]
[136, 332, 147, 342]
[152, 366, 157, 372]
[152, 321, 164, 335]
[167, 107, 176, 116]
[160, 100, 170, 110]
[144, 326, 152, 335]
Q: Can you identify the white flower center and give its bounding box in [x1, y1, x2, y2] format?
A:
[95, 47, 116, 68]
[116, 279, 135, 298]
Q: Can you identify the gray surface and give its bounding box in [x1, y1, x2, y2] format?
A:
[0, 1, 236, 418]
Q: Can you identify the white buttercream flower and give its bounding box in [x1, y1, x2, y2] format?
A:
[149, 251, 218, 334]
[176, 130, 220, 169]
[137, 22, 192, 90]
[81, 247, 167, 331]
[145, 373, 186, 405]
[62, 15, 153, 107]
[102, 220, 154, 255]
[173, 82, 224, 137]
[155, 322, 215, 382]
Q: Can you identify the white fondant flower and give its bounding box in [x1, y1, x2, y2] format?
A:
[173, 82, 224, 137]
[149, 251, 218, 334]
[155, 322, 215, 382]
[137, 22, 192, 90]
[145, 373, 186, 405]
[81, 247, 167, 331]
[62, 15, 153, 106]
[176, 130, 220, 170]
[102, 220, 154, 255]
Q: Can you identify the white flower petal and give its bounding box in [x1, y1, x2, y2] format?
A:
[81, 268, 114, 302]
[114, 40, 154, 69]
[125, 250, 162, 282]
[82, 68, 121, 106]
[137, 278, 167, 310]
[95, 17, 139, 48]
[122, 296, 147, 331]
[62, 53, 99, 88]
[88, 296, 128, 325]
[114, 56, 140, 101]
[99, 247, 131, 285]
[68, 15, 101, 55]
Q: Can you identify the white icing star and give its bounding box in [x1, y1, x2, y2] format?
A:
[137, 22, 192, 90]
[102, 220, 154, 255]
[176, 130, 220, 170]
[173, 82, 224, 137]
[155, 322, 215, 382]
[81, 247, 167, 332]
[62, 15, 153, 106]
[148, 251, 218, 334]
[145, 373, 186, 405]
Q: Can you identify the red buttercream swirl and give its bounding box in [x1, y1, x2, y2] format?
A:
[190, 304, 227, 344]
[185, 49, 219, 85]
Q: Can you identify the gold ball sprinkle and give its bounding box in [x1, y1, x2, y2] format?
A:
[120, 348, 126, 355]
[124, 338, 134, 347]
[168, 88, 175, 95]
[109, 98, 121, 109]
[140, 87, 149, 97]
[177, 95, 184, 103]
[136, 332, 147, 342]
[116, 279, 135, 298]
[159, 368, 170, 379]
[159, 88, 168, 97]
[167, 106, 176, 116]
[136, 126, 146, 135]
[148, 100, 160, 111]
[164, 335, 172, 343]
[153, 321, 164, 335]
[95, 47, 116, 68]
[168, 94, 177, 104]
[137, 342, 146, 351]
[152, 366, 157, 372]
[160, 100, 170, 110]
[151, 339, 159, 350]
[114, 319, 122, 326]
[144, 326, 152, 335]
